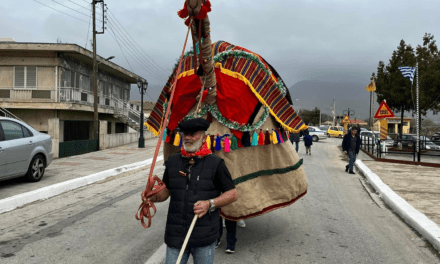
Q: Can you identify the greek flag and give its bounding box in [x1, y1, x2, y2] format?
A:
[398, 66, 416, 84]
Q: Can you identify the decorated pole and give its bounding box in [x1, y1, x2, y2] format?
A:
[416, 61, 420, 162]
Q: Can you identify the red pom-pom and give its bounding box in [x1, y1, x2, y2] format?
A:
[184, 17, 191, 27]
[177, 2, 189, 18]
[205, 0, 211, 12]
[195, 6, 208, 20]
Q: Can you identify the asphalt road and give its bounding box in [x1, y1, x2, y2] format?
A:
[1, 138, 439, 264]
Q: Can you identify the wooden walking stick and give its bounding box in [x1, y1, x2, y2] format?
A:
[176, 214, 199, 264]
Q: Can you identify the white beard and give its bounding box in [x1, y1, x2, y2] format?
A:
[183, 136, 204, 153]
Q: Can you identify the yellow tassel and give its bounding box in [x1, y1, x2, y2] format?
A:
[173, 133, 181, 146]
[272, 131, 278, 144]
[206, 134, 211, 148]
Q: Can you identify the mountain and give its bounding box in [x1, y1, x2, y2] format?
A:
[288, 80, 373, 120]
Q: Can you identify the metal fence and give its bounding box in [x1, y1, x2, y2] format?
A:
[360, 134, 440, 163]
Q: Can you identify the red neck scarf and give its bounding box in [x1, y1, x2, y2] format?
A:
[181, 142, 212, 158]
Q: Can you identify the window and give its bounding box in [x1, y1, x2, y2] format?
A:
[14, 66, 37, 89]
[0, 121, 24, 141]
[23, 126, 33, 138]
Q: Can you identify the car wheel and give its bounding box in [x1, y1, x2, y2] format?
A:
[312, 135, 319, 142]
[338, 135, 342, 138]
[26, 154, 46, 182]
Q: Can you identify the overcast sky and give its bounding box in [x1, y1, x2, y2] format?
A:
[1, 0, 440, 120]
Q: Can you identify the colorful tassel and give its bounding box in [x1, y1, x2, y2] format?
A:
[206, 134, 211, 149]
[162, 128, 167, 141]
[275, 129, 282, 144]
[224, 137, 231, 152]
[278, 130, 284, 143]
[272, 130, 278, 144]
[242, 133, 251, 147]
[178, 136, 183, 148]
[251, 131, 258, 146]
[173, 132, 181, 146]
[215, 134, 222, 151]
[210, 135, 215, 152]
[264, 129, 271, 145]
[258, 129, 265, 145]
[231, 135, 239, 150]
[169, 133, 175, 145]
[165, 135, 171, 144]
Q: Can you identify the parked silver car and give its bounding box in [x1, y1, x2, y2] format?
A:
[0, 117, 53, 182]
[307, 126, 328, 142]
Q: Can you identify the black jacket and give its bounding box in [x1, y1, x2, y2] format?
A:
[342, 133, 362, 154]
[164, 153, 223, 249]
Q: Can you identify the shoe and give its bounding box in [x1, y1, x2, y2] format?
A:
[309, 153, 311, 155]
[345, 165, 349, 172]
[222, 218, 226, 228]
[215, 240, 221, 249]
[237, 220, 246, 228]
[225, 245, 235, 254]
[349, 171, 355, 174]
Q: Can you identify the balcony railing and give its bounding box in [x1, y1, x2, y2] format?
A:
[0, 87, 143, 128]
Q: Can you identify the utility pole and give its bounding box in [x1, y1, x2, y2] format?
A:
[319, 109, 321, 126]
[332, 99, 336, 126]
[92, 0, 105, 140]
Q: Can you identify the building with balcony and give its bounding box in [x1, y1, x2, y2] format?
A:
[0, 40, 150, 158]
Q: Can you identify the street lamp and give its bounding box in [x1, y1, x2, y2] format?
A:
[137, 79, 148, 148]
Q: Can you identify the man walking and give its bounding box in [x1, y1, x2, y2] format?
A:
[143, 118, 238, 264]
[342, 126, 362, 174]
[289, 132, 301, 152]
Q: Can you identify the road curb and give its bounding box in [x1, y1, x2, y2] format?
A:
[0, 155, 164, 215]
[355, 160, 440, 253]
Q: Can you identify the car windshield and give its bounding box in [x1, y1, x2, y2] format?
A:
[338, 127, 343, 131]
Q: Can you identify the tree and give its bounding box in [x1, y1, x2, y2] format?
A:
[376, 40, 416, 138]
[298, 107, 320, 125]
[416, 33, 440, 115]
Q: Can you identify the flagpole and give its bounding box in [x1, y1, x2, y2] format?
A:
[369, 91, 372, 129]
[416, 61, 420, 162]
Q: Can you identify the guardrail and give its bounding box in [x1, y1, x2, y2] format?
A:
[361, 134, 440, 162]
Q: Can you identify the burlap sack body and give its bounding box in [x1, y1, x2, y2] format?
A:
[163, 106, 308, 221]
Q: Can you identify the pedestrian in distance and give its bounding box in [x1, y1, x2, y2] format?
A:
[289, 132, 301, 152]
[342, 125, 362, 174]
[303, 134, 313, 155]
[142, 118, 238, 264]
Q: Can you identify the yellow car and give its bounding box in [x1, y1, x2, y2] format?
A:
[327, 126, 344, 138]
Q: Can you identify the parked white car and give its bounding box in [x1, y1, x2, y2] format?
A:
[0, 117, 53, 182]
[307, 126, 328, 142]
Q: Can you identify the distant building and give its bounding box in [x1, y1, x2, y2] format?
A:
[0, 41, 148, 158]
[373, 117, 413, 134]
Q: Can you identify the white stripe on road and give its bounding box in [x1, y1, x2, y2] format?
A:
[145, 243, 166, 264]
[355, 159, 440, 252]
[0, 155, 164, 214]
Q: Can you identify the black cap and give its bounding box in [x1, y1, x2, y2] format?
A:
[177, 118, 210, 134]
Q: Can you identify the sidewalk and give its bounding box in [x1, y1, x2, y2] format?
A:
[356, 150, 440, 252]
[0, 137, 162, 200]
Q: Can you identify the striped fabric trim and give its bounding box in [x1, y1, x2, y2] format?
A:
[146, 40, 307, 135]
[233, 159, 303, 185]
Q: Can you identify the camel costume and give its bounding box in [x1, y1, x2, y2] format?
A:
[146, 0, 308, 221]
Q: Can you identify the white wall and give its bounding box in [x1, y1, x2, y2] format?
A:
[104, 131, 155, 149]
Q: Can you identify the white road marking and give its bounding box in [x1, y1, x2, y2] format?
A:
[145, 243, 166, 264]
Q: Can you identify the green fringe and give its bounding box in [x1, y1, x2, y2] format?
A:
[233, 159, 303, 185]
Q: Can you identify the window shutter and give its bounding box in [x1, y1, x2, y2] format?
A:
[15, 66, 25, 88]
[71, 72, 75, 88]
[26, 66, 37, 88]
[75, 72, 80, 88]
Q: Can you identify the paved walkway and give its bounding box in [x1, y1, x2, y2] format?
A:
[0, 137, 162, 200]
[357, 150, 440, 228]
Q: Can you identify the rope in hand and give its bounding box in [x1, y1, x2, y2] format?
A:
[135, 19, 194, 229]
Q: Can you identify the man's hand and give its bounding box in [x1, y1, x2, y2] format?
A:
[193, 200, 210, 218]
[141, 189, 157, 203]
[344, 151, 347, 154]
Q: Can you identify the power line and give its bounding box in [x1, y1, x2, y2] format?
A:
[105, 12, 170, 79]
[107, 23, 166, 83]
[106, 19, 169, 80]
[107, 21, 168, 82]
[33, 0, 89, 24]
[84, 4, 92, 49]
[50, 0, 103, 22]
[106, 26, 134, 73]
[106, 8, 170, 76]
